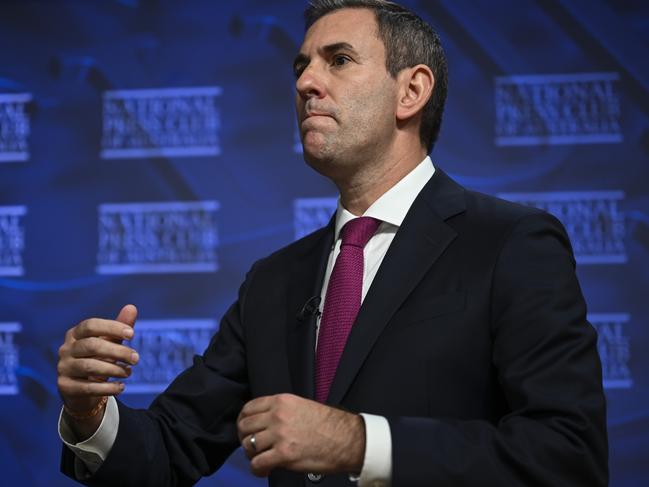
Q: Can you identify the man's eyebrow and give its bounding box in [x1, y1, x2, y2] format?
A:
[293, 42, 358, 72]
[321, 42, 357, 56]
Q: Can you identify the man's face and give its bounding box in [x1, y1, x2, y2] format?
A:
[294, 8, 398, 178]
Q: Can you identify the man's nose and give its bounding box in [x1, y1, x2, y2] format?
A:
[296, 65, 326, 100]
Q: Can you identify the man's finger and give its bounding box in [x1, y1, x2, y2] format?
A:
[250, 448, 281, 478]
[61, 357, 132, 379]
[71, 337, 139, 365]
[240, 395, 274, 418]
[73, 318, 135, 341]
[242, 431, 271, 460]
[57, 375, 125, 397]
[116, 304, 137, 328]
[238, 411, 271, 441]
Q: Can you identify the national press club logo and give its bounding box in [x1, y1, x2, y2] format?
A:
[495, 72, 621, 146]
[124, 319, 216, 393]
[0, 205, 27, 276]
[0, 93, 31, 162]
[100, 87, 222, 159]
[293, 197, 337, 239]
[0, 322, 21, 395]
[590, 314, 632, 389]
[498, 191, 626, 264]
[96, 201, 219, 274]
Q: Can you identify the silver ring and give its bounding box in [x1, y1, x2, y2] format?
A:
[250, 434, 257, 452]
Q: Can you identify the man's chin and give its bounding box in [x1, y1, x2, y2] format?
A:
[303, 149, 331, 169]
[301, 137, 332, 164]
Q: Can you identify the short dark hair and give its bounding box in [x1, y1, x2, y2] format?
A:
[305, 0, 448, 153]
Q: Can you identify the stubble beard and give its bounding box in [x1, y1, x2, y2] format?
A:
[300, 78, 397, 183]
[301, 114, 392, 183]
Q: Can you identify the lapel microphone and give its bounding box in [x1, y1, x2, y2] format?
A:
[297, 296, 322, 322]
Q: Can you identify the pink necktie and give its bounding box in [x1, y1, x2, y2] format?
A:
[315, 216, 381, 403]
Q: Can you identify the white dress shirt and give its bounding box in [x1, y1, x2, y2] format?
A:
[59, 156, 436, 487]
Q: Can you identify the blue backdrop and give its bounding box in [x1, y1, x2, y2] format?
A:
[0, 1, 647, 485]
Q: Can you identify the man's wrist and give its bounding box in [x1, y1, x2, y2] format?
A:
[64, 396, 108, 421]
[336, 411, 366, 473]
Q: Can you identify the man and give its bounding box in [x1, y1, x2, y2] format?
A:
[57, 1, 608, 486]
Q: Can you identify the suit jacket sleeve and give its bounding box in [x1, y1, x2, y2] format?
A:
[389, 212, 608, 486]
[60, 266, 258, 487]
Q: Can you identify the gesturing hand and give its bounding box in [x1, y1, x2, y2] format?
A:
[57, 304, 139, 437]
[237, 393, 365, 477]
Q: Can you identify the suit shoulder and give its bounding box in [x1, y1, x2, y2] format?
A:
[458, 188, 572, 256]
[464, 189, 544, 222]
[431, 169, 550, 229]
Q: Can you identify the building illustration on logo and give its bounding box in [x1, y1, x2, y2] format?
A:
[0, 93, 31, 163]
[498, 191, 626, 264]
[96, 201, 220, 274]
[293, 197, 337, 240]
[0, 205, 27, 276]
[0, 322, 21, 395]
[495, 72, 621, 146]
[100, 86, 222, 159]
[589, 314, 632, 389]
[123, 319, 217, 394]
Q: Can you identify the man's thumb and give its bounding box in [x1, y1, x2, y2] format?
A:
[116, 304, 138, 328]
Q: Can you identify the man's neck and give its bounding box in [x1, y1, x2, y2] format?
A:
[337, 147, 427, 216]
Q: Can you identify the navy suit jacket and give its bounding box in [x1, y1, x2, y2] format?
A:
[62, 169, 608, 486]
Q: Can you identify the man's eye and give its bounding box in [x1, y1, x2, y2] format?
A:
[333, 55, 351, 67]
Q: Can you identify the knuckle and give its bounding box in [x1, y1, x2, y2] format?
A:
[275, 424, 288, 440]
[82, 359, 93, 375]
[274, 409, 288, 425]
[84, 320, 96, 335]
[70, 341, 84, 357]
[276, 443, 292, 461]
[85, 336, 101, 353]
[77, 319, 89, 334]
[79, 318, 101, 337]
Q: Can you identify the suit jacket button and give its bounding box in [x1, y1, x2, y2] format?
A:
[307, 472, 323, 483]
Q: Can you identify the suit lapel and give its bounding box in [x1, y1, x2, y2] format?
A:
[285, 220, 334, 399]
[327, 169, 466, 405]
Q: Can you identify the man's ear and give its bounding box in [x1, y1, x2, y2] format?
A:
[396, 64, 434, 121]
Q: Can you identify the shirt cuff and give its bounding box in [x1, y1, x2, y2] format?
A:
[58, 396, 119, 476]
[355, 413, 392, 487]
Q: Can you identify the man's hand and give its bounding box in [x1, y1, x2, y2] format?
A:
[237, 393, 365, 477]
[57, 304, 139, 439]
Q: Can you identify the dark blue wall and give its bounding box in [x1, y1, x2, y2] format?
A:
[0, 1, 647, 485]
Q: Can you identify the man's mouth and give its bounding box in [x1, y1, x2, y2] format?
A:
[304, 111, 333, 120]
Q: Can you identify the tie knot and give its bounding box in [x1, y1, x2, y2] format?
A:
[340, 217, 381, 248]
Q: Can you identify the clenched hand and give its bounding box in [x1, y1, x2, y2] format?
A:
[57, 304, 139, 439]
[237, 393, 365, 477]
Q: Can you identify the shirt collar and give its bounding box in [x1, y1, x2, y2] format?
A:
[334, 156, 435, 241]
